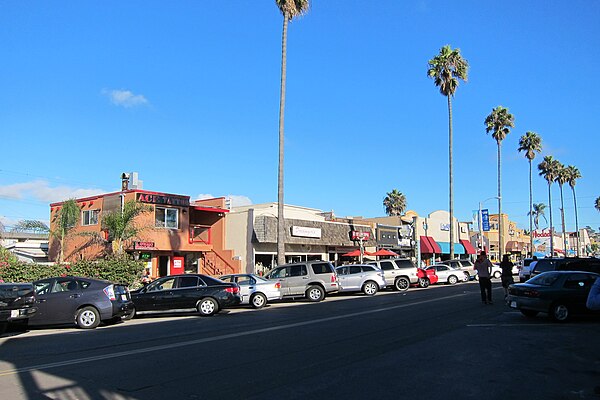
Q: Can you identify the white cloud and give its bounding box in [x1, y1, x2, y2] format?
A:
[195, 194, 253, 208]
[102, 89, 149, 108]
[0, 180, 104, 203]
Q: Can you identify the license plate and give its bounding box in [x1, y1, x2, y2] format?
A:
[121, 294, 128, 301]
[10, 310, 18, 318]
[510, 301, 517, 308]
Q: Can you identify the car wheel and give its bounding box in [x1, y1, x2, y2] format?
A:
[462, 273, 469, 282]
[306, 285, 325, 302]
[418, 277, 430, 288]
[122, 307, 136, 321]
[448, 275, 458, 285]
[197, 298, 219, 316]
[550, 303, 570, 322]
[493, 271, 502, 279]
[362, 281, 378, 296]
[76, 306, 101, 329]
[250, 293, 267, 309]
[520, 309, 538, 318]
[394, 277, 410, 291]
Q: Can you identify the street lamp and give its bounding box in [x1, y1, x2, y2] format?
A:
[478, 196, 500, 257]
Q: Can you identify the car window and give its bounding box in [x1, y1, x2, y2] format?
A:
[52, 279, 79, 293]
[380, 261, 395, 271]
[311, 262, 334, 274]
[336, 267, 348, 276]
[528, 273, 559, 286]
[219, 276, 232, 283]
[361, 265, 375, 272]
[147, 277, 176, 292]
[78, 280, 91, 290]
[289, 265, 307, 277]
[394, 260, 414, 269]
[237, 276, 256, 285]
[563, 273, 595, 289]
[534, 259, 559, 273]
[436, 265, 448, 271]
[178, 276, 200, 288]
[266, 267, 287, 279]
[34, 281, 52, 296]
[349, 266, 362, 274]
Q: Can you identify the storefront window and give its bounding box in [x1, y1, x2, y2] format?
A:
[156, 207, 179, 229]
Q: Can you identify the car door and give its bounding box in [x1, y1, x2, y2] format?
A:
[143, 277, 177, 310]
[287, 265, 308, 296]
[561, 273, 597, 314]
[378, 261, 397, 285]
[175, 275, 203, 309]
[336, 267, 350, 290]
[345, 265, 364, 290]
[33, 278, 83, 325]
[434, 265, 449, 281]
[235, 275, 256, 304]
[266, 267, 290, 296]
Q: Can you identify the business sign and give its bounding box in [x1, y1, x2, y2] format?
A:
[170, 257, 185, 275]
[440, 223, 450, 231]
[533, 229, 552, 256]
[352, 231, 371, 241]
[133, 241, 155, 250]
[481, 209, 490, 231]
[291, 226, 322, 239]
[137, 193, 190, 207]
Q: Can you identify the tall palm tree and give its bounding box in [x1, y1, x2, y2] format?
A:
[528, 203, 547, 230]
[275, 0, 309, 265]
[427, 45, 469, 259]
[538, 156, 561, 255]
[518, 131, 542, 256]
[555, 163, 569, 255]
[383, 189, 407, 216]
[595, 196, 600, 212]
[51, 199, 80, 263]
[102, 200, 153, 255]
[564, 165, 582, 256]
[485, 106, 515, 260]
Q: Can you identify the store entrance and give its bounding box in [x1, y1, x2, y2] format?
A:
[158, 256, 169, 277]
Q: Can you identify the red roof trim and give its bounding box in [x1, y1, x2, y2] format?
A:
[193, 206, 229, 213]
[50, 189, 191, 207]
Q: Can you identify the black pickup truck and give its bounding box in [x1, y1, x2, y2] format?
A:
[0, 283, 37, 334]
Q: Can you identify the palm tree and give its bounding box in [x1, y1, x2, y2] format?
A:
[538, 156, 561, 255]
[564, 165, 582, 256]
[101, 200, 152, 255]
[518, 131, 542, 256]
[555, 163, 568, 255]
[595, 196, 600, 212]
[383, 190, 407, 216]
[485, 106, 515, 260]
[51, 199, 80, 263]
[275, 0, 310, 266]
[528, 203, 547, 230]
[427, 45, 469, 259]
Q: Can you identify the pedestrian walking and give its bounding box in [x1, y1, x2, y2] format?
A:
[474, 251, 493, 304]
[499, 254, 514, 301]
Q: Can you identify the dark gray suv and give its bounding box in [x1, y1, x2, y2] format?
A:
[531, 257, 600, 277]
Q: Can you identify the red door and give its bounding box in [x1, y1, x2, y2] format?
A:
[170, 257, 185, 275]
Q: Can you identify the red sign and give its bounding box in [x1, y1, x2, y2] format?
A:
[134, 241, 155, 250]
[351, 231, 371, 241]
[170, 257, 185, 275]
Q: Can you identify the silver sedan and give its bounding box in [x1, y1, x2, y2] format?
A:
[426, 264, 468, 285]
[335, 264, 387, 296]
[219, 274, 282, 309]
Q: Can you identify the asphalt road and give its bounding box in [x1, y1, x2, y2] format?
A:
[1, 280, 599, 400]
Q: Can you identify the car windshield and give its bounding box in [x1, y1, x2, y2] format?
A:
[527, 273, 560, 286]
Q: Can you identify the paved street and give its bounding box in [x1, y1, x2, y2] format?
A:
[1, 281, 599, 400]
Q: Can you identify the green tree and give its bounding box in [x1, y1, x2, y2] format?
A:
[275, 0, 310, 266]
[564, 165, 582, 256]
[98, 200, 152, 256]
[383, 189, 407, 216]
[528, 203, 547, 230]
[595, 196, 600, 212]
[51, 199, 80, 263]
[555, 163, 569, 255]
[485, 106, 515, 259]
[427, 45, 469, 259]
[11, 220, 50, 234]
[538, 156, 562, 255]
[518, 131, 542, 256]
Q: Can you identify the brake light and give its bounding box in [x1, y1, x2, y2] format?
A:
[274, 282, 281, 289]
[225, 286, 239, 294]
[103, 285, 116, 301]
[331, 275, 336, 283]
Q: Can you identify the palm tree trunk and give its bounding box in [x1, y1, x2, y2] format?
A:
[572, 187, 580, 256]
[559, 185, 567, 256]
[548, 183, 554, 255]
[59, 229, 65, 264]
[498, 142, 503, 261]
[447, 95, 454, 259]
[277, 15, 289, 266]
[528, 160, 533, 257]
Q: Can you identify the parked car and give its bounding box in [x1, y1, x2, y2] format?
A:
[335, 264, 386, 295]
[30, 276, 133, 329]
[518, 258, 537, 282]
[416, 268, 439, 288]
[425, 264, 467, 285]
[490, 263, 502, 279]
[0, 283, 37, 334]
[507, 271, 600, 322]
[264, 260, 339, 302]
[441, 259, 476, 280]
[531, 257, 600, 278]
[219, 273, 282, 309]
[130, 274, 241, 317]
[366, 258, 419, 291]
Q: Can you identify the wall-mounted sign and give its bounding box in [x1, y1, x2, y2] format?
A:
[137, 193, 189, 207]
[139, 252, 152, 261]
[291, 226, 322, 239]
[134, 241, 155, 250]
[170, 256, 185, 275]
[440, 223, 450, 231]
[351, 231, 371, 241]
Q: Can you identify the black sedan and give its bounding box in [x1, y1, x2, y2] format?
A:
[129, 274, 241, 317]
[30, 276, 133, 329]
[507, 271, 600, 322]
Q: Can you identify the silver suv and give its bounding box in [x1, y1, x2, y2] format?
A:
[441, 259, 475, 281]
[366, 258, 419, 291]
[264, 260, 339, 302]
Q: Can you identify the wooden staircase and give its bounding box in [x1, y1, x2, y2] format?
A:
[201, 249, 241, 277]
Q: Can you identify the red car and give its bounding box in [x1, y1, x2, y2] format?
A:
[416, 268, 439, 288]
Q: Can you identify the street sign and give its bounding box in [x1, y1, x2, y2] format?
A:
[481, 209, 490, 231]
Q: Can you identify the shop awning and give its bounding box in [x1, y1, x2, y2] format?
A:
[460, 239, 477, 255]
[437, 242, 466, 255]
[420, 236, 441, 254]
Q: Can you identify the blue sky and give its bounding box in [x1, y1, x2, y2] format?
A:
[0, 1, 599, 234]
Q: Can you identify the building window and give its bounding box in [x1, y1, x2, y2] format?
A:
[190, 225, 211, 244]
[82, 209, 99, 226]
[156, 207, 179, 229]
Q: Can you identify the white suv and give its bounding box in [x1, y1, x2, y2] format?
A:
[366, 258, 419, 291]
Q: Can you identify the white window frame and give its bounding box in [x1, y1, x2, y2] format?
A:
[82, 209, 99, 226]
[155, 207, 179, 229]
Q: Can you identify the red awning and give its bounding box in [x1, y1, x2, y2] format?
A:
[460, 239, 477, 255]
[193, 206, 229, 213]
[420, 236, 441, 254]
[370, 249, 399, 257]
[342, 249, 372, 257]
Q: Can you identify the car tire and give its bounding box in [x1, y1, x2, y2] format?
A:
[462, 273, 469, 282]
[418, 277, 430, 288]
[197, 298, 219, 316]
[250, 293, 267, 309]
[550, 303, 570, 322]
[394, 277, 410, 291]
[493, 271, 502, 279]
[520, 309, 538, 318]
[448, 275, 458, 285]
[306, 285, 325, 302]
[76, 306, 101, 329]
[122, 307, 136, 321]
[362, 281, 378, 296]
